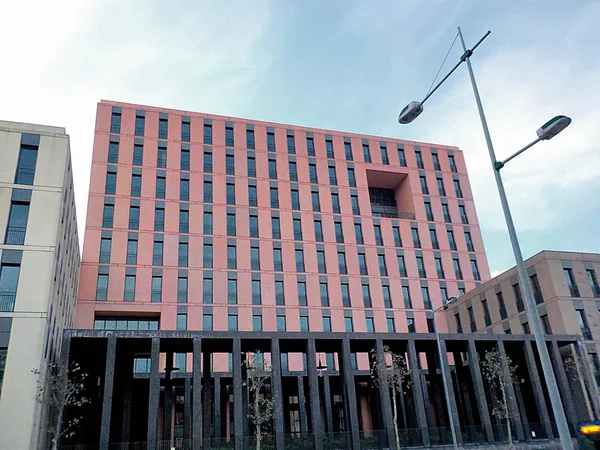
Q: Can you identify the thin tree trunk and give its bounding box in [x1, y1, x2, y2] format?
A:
[255, 393, 261, 450]
[391, 384, 400, 450]
[501, 383, 513, 449]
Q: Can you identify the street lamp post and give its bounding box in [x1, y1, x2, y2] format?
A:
[397, 26, 574, 450]
[432, 296, 459, 450]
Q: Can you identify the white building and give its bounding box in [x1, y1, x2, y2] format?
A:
[0, 121, 80, 450]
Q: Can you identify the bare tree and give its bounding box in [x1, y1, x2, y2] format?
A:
[32, 362, 89, 450]
[480, 350, 522, 450]
[370, 346, 412, 450]
[245, 351, 274, 450]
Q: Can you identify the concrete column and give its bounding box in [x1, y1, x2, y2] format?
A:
[121, 367, 133, 444]
[271, 339, 285, 449]
[375, 339, 396, 449]
[523, 340, 552, 439]
[549, 340, 578, 431]
[323, 372, 333, 434]
[214, 376, 222, 440]
[341, 338, 360, 450]
[232, 337, 243, 450]
[297, 375, 308, 434]
[184, 376, 191, 443]
[147, 337, 160, 450]
[100, 336, 117, 450]
[306, 339, 324, 450]
[514, 382, 530, 439]
[164, 352, 174, 445]
[467, 339, 493, 442]
[497, 340, 525, 441]
[407, 339, 430, 447]
[203, 350, 212, 443]
[438, 338, 463, 444]
[192, 337, 202, 450]
[575, 342, 600, 419]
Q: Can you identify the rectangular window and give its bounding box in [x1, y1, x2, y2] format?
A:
[541, 314, 552, 334]
[99, 238, 112, 264]
[320, 283, 329, 307]
[289, 161, 298, 182]
[181, 120, 190, 142]
[295, 250, 305, 272]
[178, 277, 188, 303]
[124, 275, 136, 301]
[344, 142, 353, 160]
[324, 139, 334, 158]
[421, 286, 432, 309]
[397, 284, 410, 308]
[273, 248, 283, 271]
[130, 174, 142, 197]
[275, 280, 285, 305]
[453, 258, 463, 280]
[251, 246, 261, 270]
[424, 202, 434, 221]
[407, 318, 416, 333]
[530, 273, 544, 304]
[135, 114, 145, 136]
[151, 276, 162, 302]
[317, 250, 327, 274]
[328, 166, 337, 185]
[267, 159, 277, 179]
[415, 150, 424, 169]
[226, 183, 235, 205]
[249, 215, 259, 238]
[338, 252, 348, 274]
[203, 278, 213, 304]
[468, 306, 476, 332]
[252, 280, 261, 305]
[178, 242, 188, 267]
[309, 164, 318, 183]
[564, 268, 580, 297]
[224, 154, 235, 175]
[128, 205, 140, 230]
[373, 225, 383, 245]
[453, 179, 463, 198]
[105, 171, 117, 195]
[411, 227, 421, 248]
[437, 177, 446, 196]
[177, 313, 187, 331]
[272, 217, 281, 239]
[464, 231, 474, 252]
[227, 279, 237, 304]
[354, 223, 364, 244]
[378, 254, 388, 276]
[4, 201, 30, 245]
[331, 193, 341, 214]
[247, 155, 256, 177]
[96, 273, 108, 301]
[398, 255, 407, 277]
[270, 187, 279, 208]
[157, 146, 167, 168]
[346, 168, 357, 188]
[314, 220, 324, 242]
[203, 123, 212, 144]
[180, 148, 190, 171]
[228, 314, 238, 331]
[253, 314, 263, 331]
[291, 189, 301, 210]
[435, 257, 445, 279]
[362, 143, 371, 163]
[430, 229, 439, 249]
[311, 192, 320, 212]
[397, 145, 407, 166]
[180, 179, 189, 201]
[293, 218, 303, 241]
[441, 204, 452, 223]
[225, 126, 234, 147]
[126, 239, 138, 264]
[203, 150, 213, 173]
[298, 281, 307, 306]
[110, 111, 121, 133]
[366, 317, 375, 332]
[203, 211, 213, 234]
[323, 316, 332, 332]
[448, 155, 457, 173]
[108, 140, 119, 163]
[203, 244, 213, 268]
[132, 143, 143, 166]
[432, 153, 441, 171]
[227, 245, 237, 269]
[248, 185, 258, 207]
[306, 137, 314, 156]
[204, 181, 213, 203]
[497, 291, 507, 319]
[287, 134, 296, 154]
[358, 253, 368, 275]
[203, 313, 213, 331]
[382, 285, 392, 308]
[447, 230, 457, 250]
[576, 309, 592, 340]
[471, 260, 481, 281]
[334, 222, 344, 243]
[300, 315, 309, 332]
[153, 241, 164, 266]
[454, 313, 463, 333]
[155, 176, 166, 199]
[441, 287, 449, 303]
[386, 317, 395, 332]
[227, 213, 236, 236]
[482, 299, 491, 326]
[341, 283, 351, 307]
[345, 317, 354, 332]
[103, 204, 114, 228]
[512, 283, 524, 312]
[587, 269, 600, 297]
[458, 205, 468, 224]
[380, 145, 390, 165]
[267, 131, 276, 151]
[351, 195, 360, 215]
[154, 208, 165, 232]
[420, 176, 429, 195]
[246, 129, 255, 149]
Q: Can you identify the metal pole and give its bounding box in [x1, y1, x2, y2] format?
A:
[457, 26, 574, 450]
[433, 311, 458, 450]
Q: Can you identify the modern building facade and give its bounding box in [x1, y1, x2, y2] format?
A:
[447, 250, 600, 421]
[0, 121, 80, 450]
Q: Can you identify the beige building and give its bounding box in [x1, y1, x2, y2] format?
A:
[0, 121, 80, 450]
[447, 250, 600, 418]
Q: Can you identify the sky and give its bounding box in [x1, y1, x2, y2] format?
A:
[1, 0, 599, 275]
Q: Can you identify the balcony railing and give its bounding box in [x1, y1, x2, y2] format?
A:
[4, 227, 26, 245]
[0, 293, 16, 312]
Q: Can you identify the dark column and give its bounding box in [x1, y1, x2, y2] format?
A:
[271, 339, 285, 449]
[515, 382, 530, 439]
[306, 339, 324, 450]
[468, 340, 493, 442]
[121, 367, 133, 443]
[147, 337, 160, 450]
[550, 340, 578, 431]
[575, 342, 600, 419]
[192, 337, 202, 450]
[407, 339, 430, 447]
[375, 339, 396, 449]
[100, 336, 117, 450]
[438, 338, 463, 443]
[233, 337, 244, 450]
[497, 340, 525, 441]
[523, 340, 553, 439]
[297, 375, 308, 434]
[184, 376, 191, 444]
[323, 372, 333, 434]
[164, 352, 174, 445]
[340, 338, 360, 450]
[214, 376, 222, 440]
[203, 350, 212, 444]
[59, 332, 71, 365]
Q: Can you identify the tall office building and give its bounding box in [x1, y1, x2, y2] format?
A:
[0, 121, 80, 450]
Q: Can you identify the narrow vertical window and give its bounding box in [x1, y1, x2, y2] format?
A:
[246, 129, 255, 149]
[225, 125, 234, 146]
[158, 117, 168, 139]
[181, 120, 190, 142]
[110, 111, 121, 134]
[135, 114, 145, 136]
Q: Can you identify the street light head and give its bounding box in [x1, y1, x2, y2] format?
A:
[398, 101, 423, 124]
[446, 296, 459, 306]
[536, 115, 572, 140]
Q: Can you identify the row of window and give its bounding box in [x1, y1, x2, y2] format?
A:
[110, 110, 458, 171]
